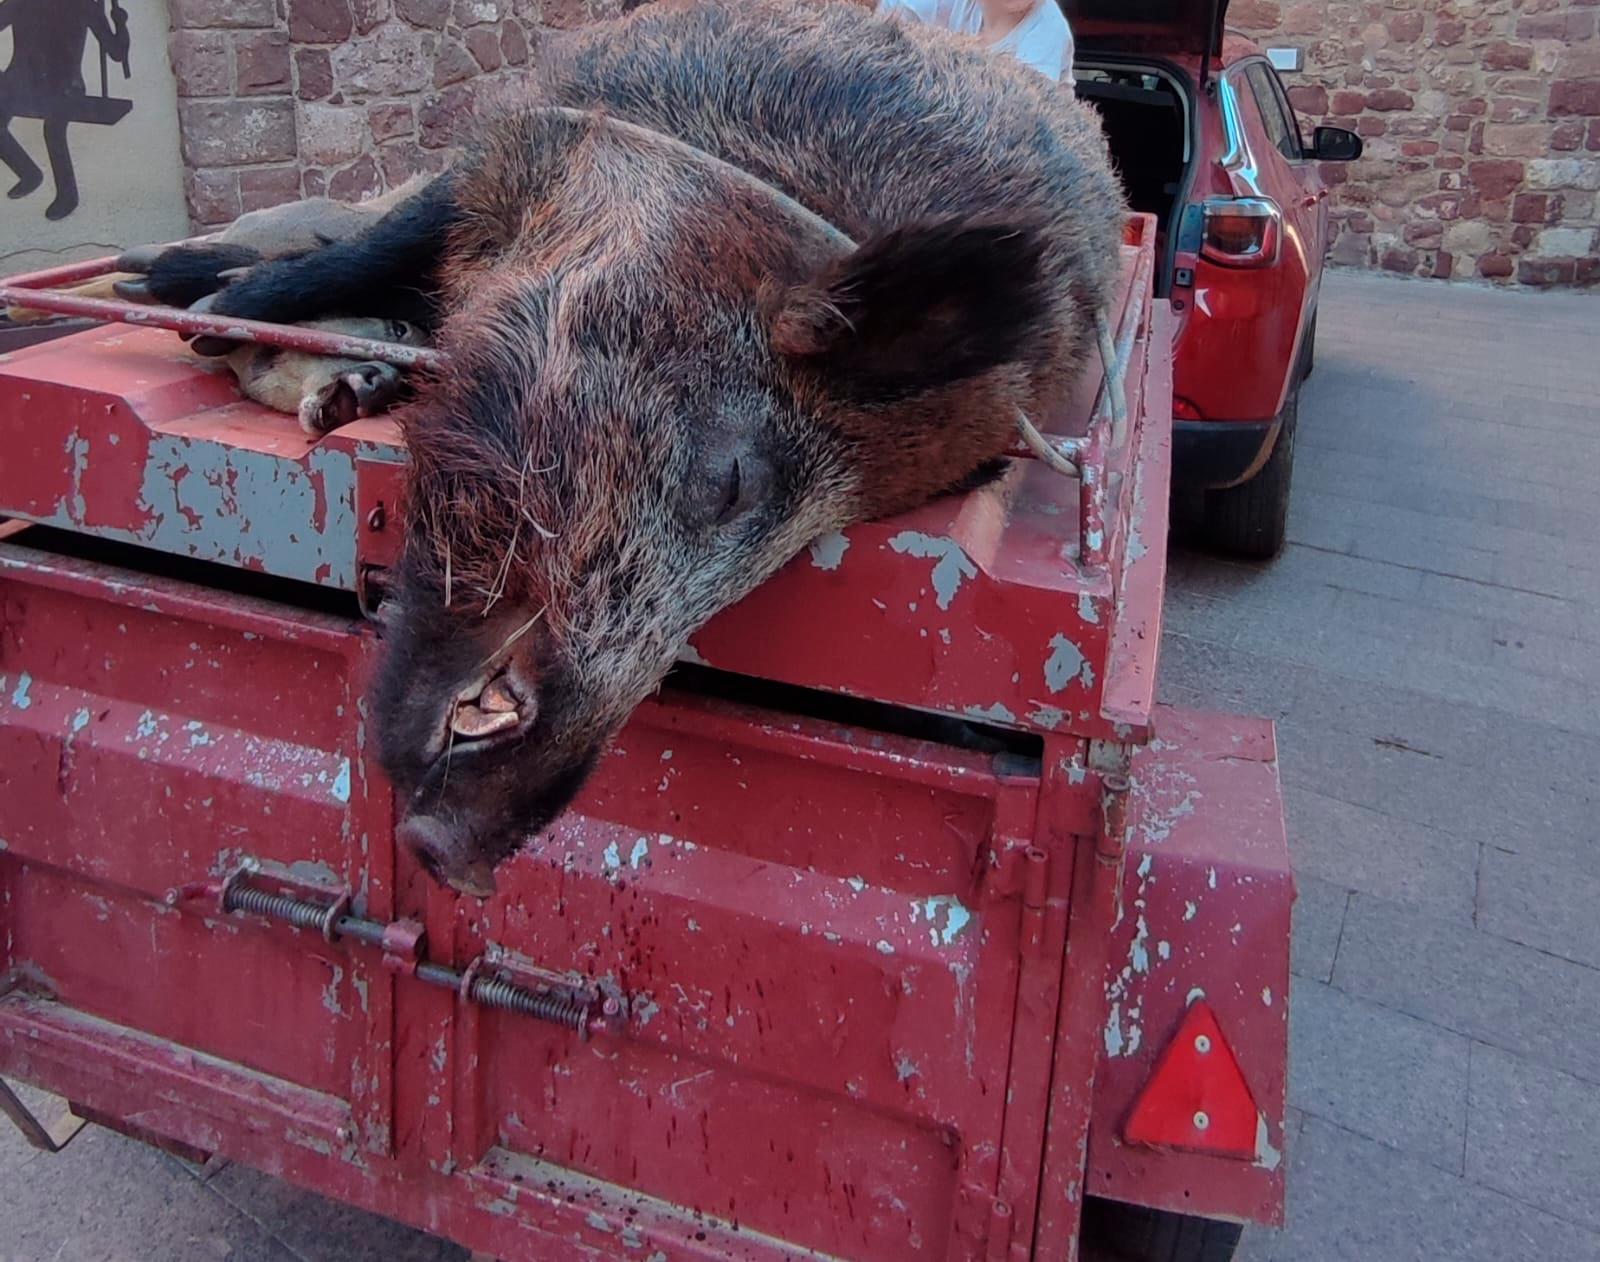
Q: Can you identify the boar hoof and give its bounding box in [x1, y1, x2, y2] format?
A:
[112, 277, 153, 303]
[300, 362, 403, 435]
[345, 361, 405, 413]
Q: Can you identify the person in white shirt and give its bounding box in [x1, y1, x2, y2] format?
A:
[877, 0, 1075, 87]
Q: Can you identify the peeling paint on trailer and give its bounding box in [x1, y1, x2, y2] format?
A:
[807, 530, 850, 571]
[886, 531, 976, 611]
[910, 894, 972, 947]
[16, 420, 359, 588]
[1029, 704, 1067, 730]
[1044, 633, 1093, 693]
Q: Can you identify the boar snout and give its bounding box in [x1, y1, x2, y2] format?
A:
[398, 813, 499, 899]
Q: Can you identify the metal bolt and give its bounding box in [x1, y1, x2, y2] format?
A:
[1194, 1034, 1212, 1054]
[602, 996, 623, 1018]
[1193, 1111, 1210, 1131]
[336, 1126, 353, 1145]
[366, 504, 386, 532]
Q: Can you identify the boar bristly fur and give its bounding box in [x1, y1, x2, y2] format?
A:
[174, 0, 1126, 893]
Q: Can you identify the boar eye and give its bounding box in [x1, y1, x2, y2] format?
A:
[691, 448, 769, 531]
[715, 457, 744, 526]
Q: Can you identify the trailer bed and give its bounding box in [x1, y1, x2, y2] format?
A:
[0, 213, 1291, 1261]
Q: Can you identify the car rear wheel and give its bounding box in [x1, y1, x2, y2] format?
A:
[1299, 311, 1317, 380]
[1082, 1197, 1245, 1262]
[1201, 387, 1297, 560]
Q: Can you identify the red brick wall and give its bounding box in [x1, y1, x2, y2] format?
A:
[1231, 0, 1600, 287]
[165, 0, 623, 228]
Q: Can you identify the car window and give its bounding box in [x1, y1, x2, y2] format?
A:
[1261, 64, 1307, 158]
[1244, 63, 1302, 161]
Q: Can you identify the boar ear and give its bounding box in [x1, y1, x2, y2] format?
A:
[770, 218, 1051, 404]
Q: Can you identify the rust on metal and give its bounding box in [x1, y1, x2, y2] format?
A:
[0, 259, 444, 371]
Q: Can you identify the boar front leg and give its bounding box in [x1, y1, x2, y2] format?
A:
[188, 173, 460, 355]
[112, 175, 435, 308]
[114, 243, 266, 308]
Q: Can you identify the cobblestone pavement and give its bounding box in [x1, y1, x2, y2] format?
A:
[5, 270, 1597, 1260]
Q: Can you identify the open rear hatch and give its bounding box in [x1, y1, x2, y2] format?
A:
[1065, 1, 1231, 292]
[1064, 0, 1229, 57]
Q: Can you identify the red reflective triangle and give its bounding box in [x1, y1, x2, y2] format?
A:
[1124, 1001, 1260, 1160]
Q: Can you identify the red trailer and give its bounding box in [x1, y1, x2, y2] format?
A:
[0, 215, 1290, 1261]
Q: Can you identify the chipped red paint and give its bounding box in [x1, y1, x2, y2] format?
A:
[0, 214, 1289, 1259]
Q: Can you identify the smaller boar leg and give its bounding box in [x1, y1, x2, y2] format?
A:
[226, 327, 413, 435]
[192, 173, 460, 355]
[110, 177, 434, 307]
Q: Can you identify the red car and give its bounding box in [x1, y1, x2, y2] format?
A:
[1068, 0, 1362, 558]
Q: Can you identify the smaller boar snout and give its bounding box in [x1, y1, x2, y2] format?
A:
[398, 813, 499, 899]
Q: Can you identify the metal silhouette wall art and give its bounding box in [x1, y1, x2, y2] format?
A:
[0, 0, 132, 221]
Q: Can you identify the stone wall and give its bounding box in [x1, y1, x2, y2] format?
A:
[1232, 0, 1600, 287]
[165, 0, 624, 229]
[164, 0, 1600, 287]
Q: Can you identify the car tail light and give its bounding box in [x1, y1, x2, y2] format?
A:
[1201, 197, 1282, 268]
[1173, 396, 1202, 421]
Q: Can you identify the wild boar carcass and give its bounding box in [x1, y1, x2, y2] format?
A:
[133, 0, 1127, 895]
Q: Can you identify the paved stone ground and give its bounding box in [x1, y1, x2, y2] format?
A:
[4, 270, 1597, 1259]
[1168, 272, 1600, 1262]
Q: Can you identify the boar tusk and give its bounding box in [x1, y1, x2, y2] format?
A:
[480, 678, 519, 713]
[450, 703, 520, 739]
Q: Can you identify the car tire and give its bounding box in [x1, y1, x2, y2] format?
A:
[1201, 388, 1297, 561]
[1082, 1197, 1245, 1262]
[1299, 311, 1317, 380]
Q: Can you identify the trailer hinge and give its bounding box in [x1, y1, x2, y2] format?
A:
[1098, 772, 1131, 864]
[172, 861, 622, 1040]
